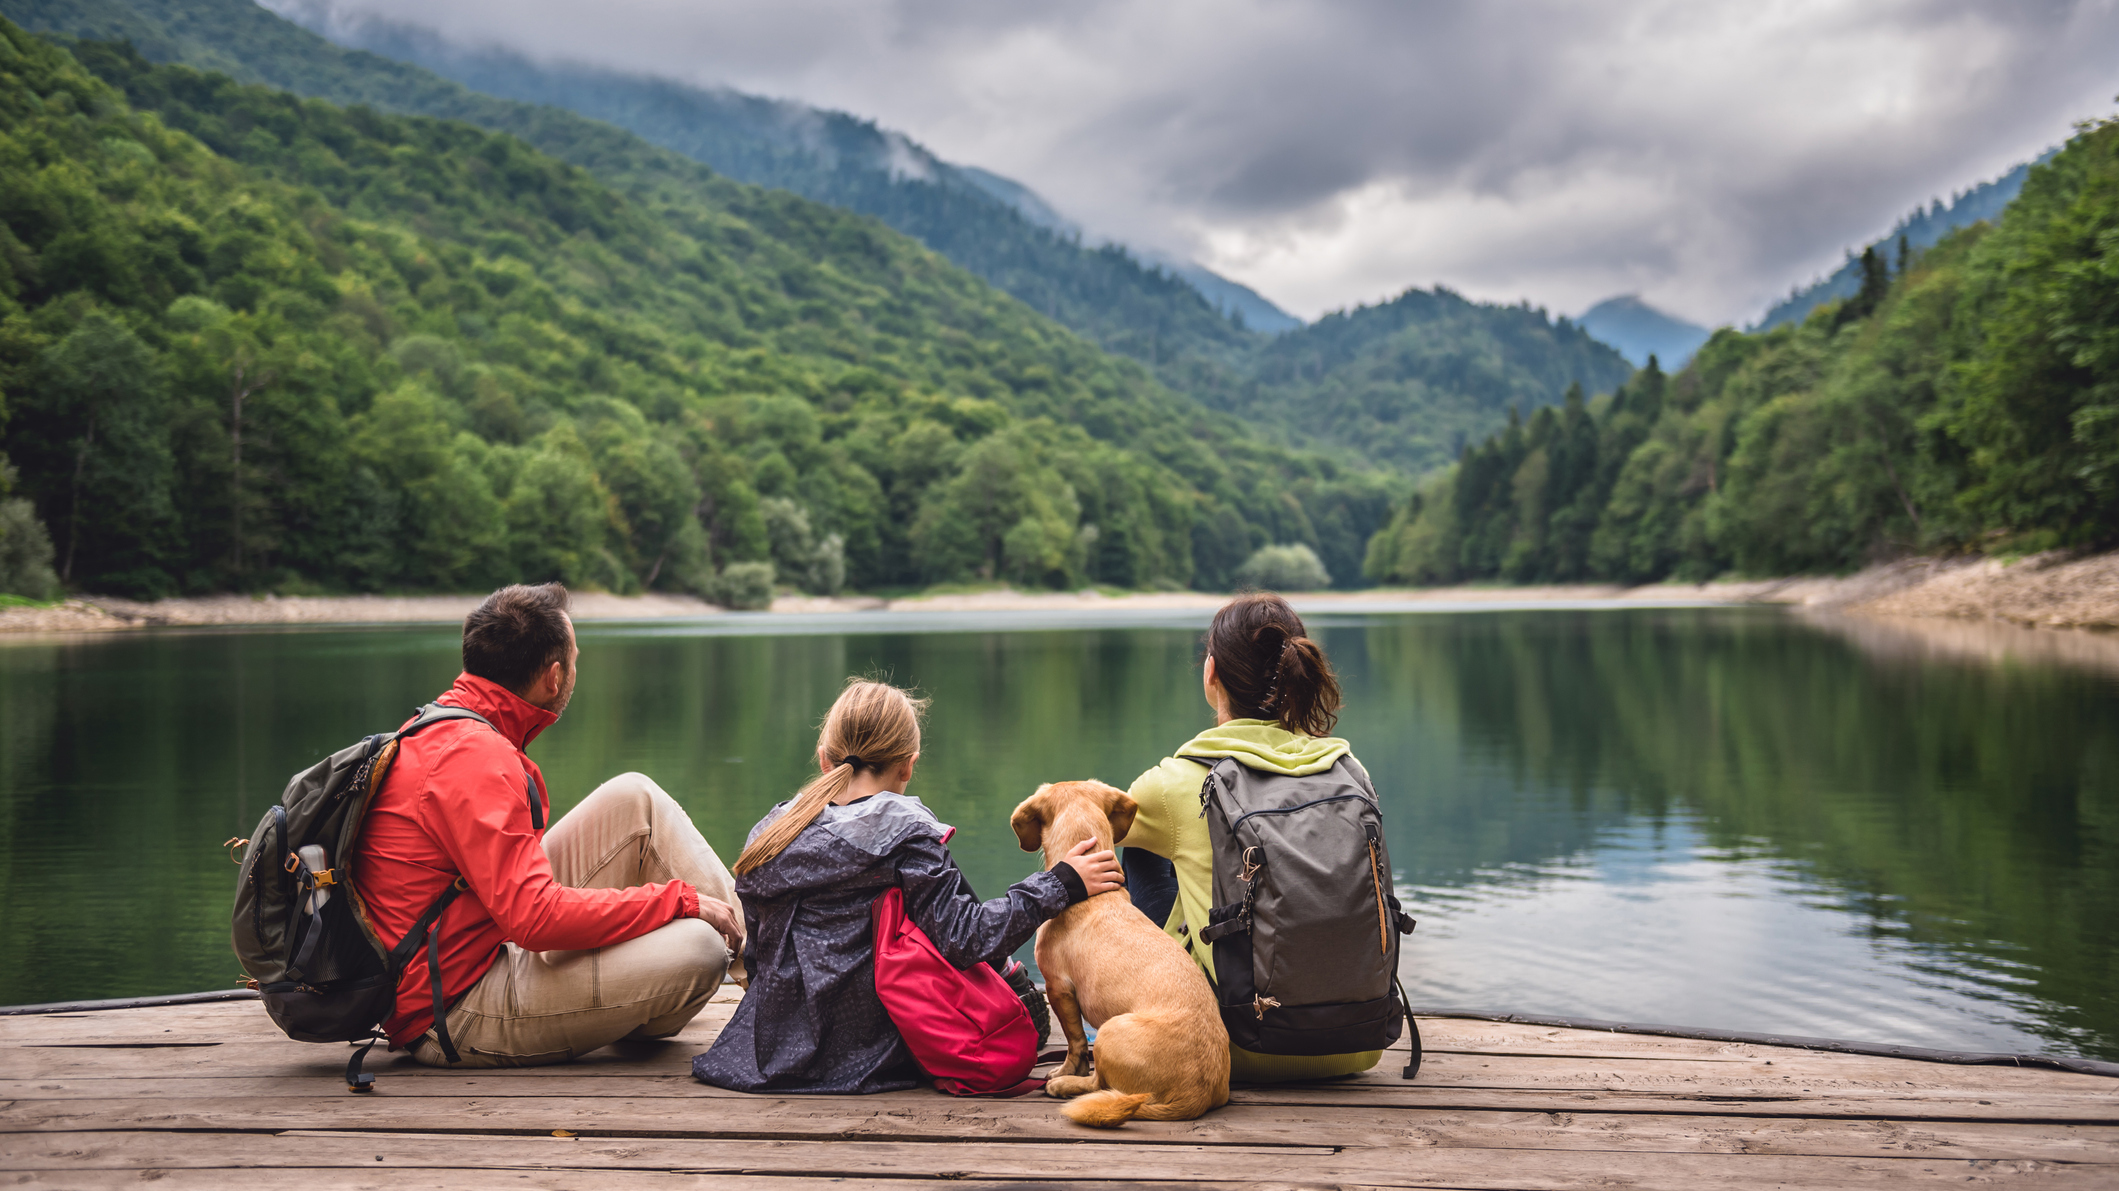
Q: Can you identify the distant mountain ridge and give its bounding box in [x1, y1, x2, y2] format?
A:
[1577, 296, 1711, 368]
[1754, 156, 2051, 330]
[1209, 288, 1636, 475]
[267, 2, 1307, 340]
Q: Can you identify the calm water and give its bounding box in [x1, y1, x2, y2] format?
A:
[2, 606, 2115, 1060]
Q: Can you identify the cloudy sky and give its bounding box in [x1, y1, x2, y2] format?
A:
[296, 0, 2117, 326]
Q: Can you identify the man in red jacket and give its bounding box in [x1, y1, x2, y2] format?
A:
[355, 582, 745, 1067]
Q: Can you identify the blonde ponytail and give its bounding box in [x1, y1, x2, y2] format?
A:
[733, 678, 929, 875]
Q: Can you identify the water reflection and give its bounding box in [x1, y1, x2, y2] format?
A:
[0, 607, 2111, 1060]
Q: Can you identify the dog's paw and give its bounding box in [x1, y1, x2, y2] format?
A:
[1044, 1074, 1099, 1099]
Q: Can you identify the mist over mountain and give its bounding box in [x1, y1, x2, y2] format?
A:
[1577, 296, 1711, 369]
[1754, 157, 2050, 331]
[268, 2, 1309, 343]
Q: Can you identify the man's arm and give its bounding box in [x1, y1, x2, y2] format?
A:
[419, 741, 698, 952]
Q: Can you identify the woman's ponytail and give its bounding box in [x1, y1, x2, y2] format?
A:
[733, 678, 929, 876]
[1207, 593, 1342, 738]
[1272, 634, 1339, 738]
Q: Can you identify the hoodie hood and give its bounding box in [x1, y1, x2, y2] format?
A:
[1173, 719, 1348, 776]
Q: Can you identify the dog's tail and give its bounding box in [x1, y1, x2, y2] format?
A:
[1060, 1090, 1153, 1128]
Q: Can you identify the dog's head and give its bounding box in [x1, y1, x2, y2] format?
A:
[1010, 780, 1137, 855]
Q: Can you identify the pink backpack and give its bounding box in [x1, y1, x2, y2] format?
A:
[870, 886, 1039, 1095]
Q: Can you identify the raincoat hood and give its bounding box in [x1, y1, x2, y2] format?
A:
[1172, 719, 1348, 776]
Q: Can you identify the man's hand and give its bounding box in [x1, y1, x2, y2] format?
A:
[695, 896, 744, 953]
[1056, 837, 1125, 897]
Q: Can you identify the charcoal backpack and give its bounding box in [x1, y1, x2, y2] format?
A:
[1186, 752, 1422, 1078]
[231, 704, 523, 1091]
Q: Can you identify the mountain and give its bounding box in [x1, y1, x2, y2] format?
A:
[1754, 156, 2051, 330]
[266, 3, 1310, 344]
[0, 19, 1390, 598]
[1369, 122, 2119, 586]
[1576, 295, 1711, 369]
[1206, 288, 1637, 476]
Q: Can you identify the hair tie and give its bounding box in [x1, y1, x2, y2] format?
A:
[840, 755, 865, 769]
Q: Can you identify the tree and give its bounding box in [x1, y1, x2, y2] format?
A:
[20, 311, 177, 595]
[1234, 543, 1331, 591]
[0, 457, 59, 599]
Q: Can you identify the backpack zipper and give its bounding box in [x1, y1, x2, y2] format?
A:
[1227, 792, 1376, 834]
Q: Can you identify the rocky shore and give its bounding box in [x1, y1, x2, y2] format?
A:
[3, 550, 2112, 636]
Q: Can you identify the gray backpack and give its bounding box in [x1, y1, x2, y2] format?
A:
[1187, 753, 1421, 1078]
[231, 704, 520, 1090]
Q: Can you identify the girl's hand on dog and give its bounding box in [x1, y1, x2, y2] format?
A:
[1057, 838, 1125, 896]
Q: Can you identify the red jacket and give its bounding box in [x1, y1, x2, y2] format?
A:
[355, 673, 699, 1046]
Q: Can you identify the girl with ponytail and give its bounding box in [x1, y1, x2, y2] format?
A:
[1117, 592, 1381, 1083]
[695, 679, 1122, 1095]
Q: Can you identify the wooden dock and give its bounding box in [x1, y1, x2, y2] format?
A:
[4, 989, 2115, 1189]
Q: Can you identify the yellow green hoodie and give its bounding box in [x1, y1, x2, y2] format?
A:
[1124, 719, 1380, 1082]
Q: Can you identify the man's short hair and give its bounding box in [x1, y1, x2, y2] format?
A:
[462, 584, 572, 694]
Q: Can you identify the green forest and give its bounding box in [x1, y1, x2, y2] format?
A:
[2, 0, 1629, 481]
[0, 22, 1397, 601]
[1366, 114, 2119, 586]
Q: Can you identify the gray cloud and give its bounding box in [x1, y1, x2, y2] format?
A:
[295, 0, 2119, 324]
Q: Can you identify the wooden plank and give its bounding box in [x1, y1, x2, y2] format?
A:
[9, 1015, 2114, 1092]
[3, 1172, 1236, 1191]
[9, 1001, 2107, 1088]
[10, 1035, 2112, 1099]
[4, 1083, 2115, 1137]
[0, 1088, 2111, 1160]
[2, 1129, 2110, 1189]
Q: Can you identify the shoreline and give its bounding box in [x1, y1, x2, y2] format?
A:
[2, 549, 2112, 637]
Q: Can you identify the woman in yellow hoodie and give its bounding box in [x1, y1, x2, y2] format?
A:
[1119, 591, 1383, 1082]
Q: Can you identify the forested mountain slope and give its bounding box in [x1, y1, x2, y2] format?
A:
[0, 0, 1641, 488]
[0, 0, 1283, 395]
[1199, 288, 1636, 476]
[0, 23, 1389, 600]
[1755, 157, 2045, 331]
[1366, 117, 2119, 585]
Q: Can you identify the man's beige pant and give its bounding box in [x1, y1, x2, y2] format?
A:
[409, 772, 738, 1068]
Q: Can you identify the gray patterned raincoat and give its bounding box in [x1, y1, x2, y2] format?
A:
[693, 792, 1083, 1094]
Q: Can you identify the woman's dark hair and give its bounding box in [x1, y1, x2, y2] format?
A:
[462, 583, 572, 694]
[1206, 592, 1341, 738]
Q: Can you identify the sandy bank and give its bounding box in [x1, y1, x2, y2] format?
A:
[3, 549, 2112, 636]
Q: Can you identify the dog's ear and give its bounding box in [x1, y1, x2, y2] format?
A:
[1010, 785, 1052, 853]
[1098, 783, 1139, 845]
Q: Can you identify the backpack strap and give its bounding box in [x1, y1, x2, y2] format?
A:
[381, 876, 471, 1063]
[402, 704, 542, 830]
[1395, 976, 1423, 1081]
[344, 875, 468, 1091]
[398, 703, 494, 739]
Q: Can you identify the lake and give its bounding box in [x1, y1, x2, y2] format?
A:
[2, 604, 2114, 1061]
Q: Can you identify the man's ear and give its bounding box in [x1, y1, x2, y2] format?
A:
[1098, 783, 1139, 845]
[1010, 785, 1052, 853]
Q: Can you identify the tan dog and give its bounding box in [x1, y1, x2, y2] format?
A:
[1010, 780, 1229, 1127]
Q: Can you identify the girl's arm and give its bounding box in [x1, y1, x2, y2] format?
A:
[896, 834, 1085, 969]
